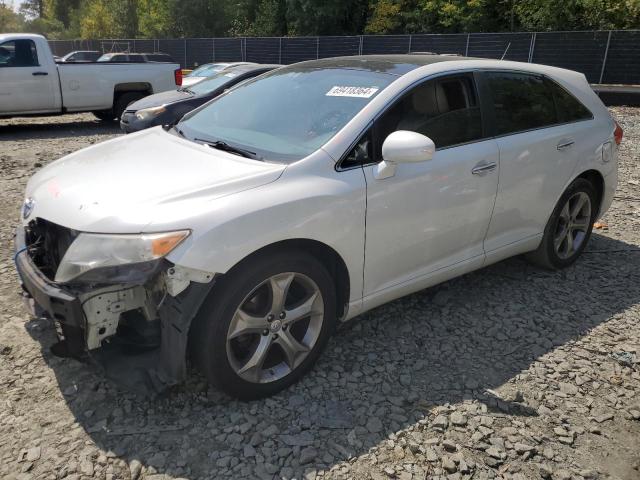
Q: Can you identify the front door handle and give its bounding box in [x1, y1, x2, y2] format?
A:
[32, 71, 48, 76]
[557, 140, 575, 151]
[471, 162, 497, 176]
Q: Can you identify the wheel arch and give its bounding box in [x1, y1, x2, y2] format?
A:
[114, 82, 153, 94]
[574, 169, 605, 215]
[222, 238, 351, 321]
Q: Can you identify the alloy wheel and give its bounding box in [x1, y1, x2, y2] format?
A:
[553, 191, 592, 260]
[226, 272, 324, 383]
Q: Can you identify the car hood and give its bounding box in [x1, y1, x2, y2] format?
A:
[128, 89, 192, 111]
[23, 127, 286, 233]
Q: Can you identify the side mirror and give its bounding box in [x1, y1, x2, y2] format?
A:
[375, 131, 435, 180]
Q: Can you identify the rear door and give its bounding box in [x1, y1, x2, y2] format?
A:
[480, 71, 592, 253]
[0, 39, 58, 114]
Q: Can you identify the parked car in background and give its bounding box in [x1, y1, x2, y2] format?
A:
[97, 52, 175, 63]
[0, 34, 182, 120]
[121, 63, 281, 133]
[182, 62, 255, 86]
[15, 55, 620, 400]
[60, 50, 101, 62]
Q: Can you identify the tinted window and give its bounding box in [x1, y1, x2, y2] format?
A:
[375, 74, 483, 156]
[0, 40, 38, 67]
[486, 72, 557, 135]
[341, 131, 373, 169]
[546, 79, 592, 123]
[179, 67, 395, 163]
[145, 54, 173, 62]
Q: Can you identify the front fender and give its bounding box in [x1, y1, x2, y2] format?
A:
[165, 162, 367, 303]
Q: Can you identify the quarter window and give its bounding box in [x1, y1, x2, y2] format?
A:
[546, 79, 593, 123]
[0, 39, 38, 67]
[486, 72, 557, 135]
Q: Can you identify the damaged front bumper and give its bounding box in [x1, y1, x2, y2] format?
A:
[14, 226, 216, 393]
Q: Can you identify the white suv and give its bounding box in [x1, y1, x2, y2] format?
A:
[15, 55, 620, 399]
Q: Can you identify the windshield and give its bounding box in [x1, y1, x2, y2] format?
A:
[188, 63, 226, 77]
[189, 70, 243, 95]
[179, 67, 395, 162]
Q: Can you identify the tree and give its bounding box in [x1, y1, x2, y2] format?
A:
[0, 1, 25, 31]
[365, 0, 404, 34]
[80, 0, 115, 37]
[19, 0, 45, 18]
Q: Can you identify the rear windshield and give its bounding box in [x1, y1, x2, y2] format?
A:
[189, 64, 227, 77]
[179, 67, 395, 163]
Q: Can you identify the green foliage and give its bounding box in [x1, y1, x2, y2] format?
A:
[0, 2, 25, 31]
[1, 0, 638, 39]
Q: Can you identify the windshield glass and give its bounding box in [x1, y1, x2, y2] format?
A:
[189, 70, 242, 95]
[179, 67, 395, 162]
[188, 63, 226, 77]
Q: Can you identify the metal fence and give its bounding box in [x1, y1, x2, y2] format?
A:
[49, 30, 640, 85]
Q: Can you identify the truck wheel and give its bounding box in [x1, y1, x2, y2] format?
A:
[526, 178, 597, 270]
[190, 251, 337, 400]
[113, 92, 146, 121]
[93, 110, 115, 121]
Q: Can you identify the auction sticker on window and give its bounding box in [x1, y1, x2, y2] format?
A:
[326, 86, 379, 98]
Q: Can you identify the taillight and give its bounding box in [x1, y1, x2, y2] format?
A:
[174, 68, 182, 86]
[614, 120, 623, 145]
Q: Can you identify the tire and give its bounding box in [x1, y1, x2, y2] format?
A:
[113, 92, 145, 121]
[526, 178, 597, 270]
[92, 110, 115, 121]
[191, 251, 337, 400]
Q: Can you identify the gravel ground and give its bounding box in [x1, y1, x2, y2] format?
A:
[0, 111, 639, 480]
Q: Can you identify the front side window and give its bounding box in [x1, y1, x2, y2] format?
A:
[179, 67, 395, 163]
[0, 40, 38, 67]
[486, 72, 557, 135]
[375, 74, 483, 159]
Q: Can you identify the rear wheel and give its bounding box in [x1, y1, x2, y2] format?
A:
[526, 178, 597, 269]
[191, 251, 337, 400]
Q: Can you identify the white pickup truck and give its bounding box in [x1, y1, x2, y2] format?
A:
[0, 33, 182, 121]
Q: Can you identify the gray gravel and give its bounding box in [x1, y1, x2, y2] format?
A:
[0, 110, 639, 480]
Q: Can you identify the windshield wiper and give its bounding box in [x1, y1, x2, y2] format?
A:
[194, 138, 262, 160]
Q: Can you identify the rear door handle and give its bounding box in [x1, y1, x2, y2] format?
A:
[471, 162, 497, 176]
[32, 71, 48, 76]
[557, 140, 575, 151]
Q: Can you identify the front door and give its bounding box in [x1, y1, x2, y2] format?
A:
[362, 73, 499, 296]
[0, 39, 57, 114]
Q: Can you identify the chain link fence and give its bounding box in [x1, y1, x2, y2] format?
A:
[48, 30, 640, 85]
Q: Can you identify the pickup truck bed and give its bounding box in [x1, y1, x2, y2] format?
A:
[0, 33, 182, 120]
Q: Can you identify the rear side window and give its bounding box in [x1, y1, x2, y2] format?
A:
[0, 39, 38, 67]
[486, 72, 557, 135]
[546, 79, 593, 123]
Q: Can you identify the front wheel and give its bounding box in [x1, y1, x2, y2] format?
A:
[526, 178, 597, 269]
[191, 251, 337, 400]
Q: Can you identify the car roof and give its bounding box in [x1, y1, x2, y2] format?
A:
[289, 54, 474, 76]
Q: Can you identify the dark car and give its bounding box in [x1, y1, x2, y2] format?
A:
[97, 52, 174, 63]
[60, 50, 101, 62]
[120, 63, 281, 133]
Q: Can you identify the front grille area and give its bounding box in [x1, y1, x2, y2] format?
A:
[25, 219, 78, 281]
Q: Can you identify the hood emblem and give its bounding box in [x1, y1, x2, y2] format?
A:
[22, 197, 35, 220]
